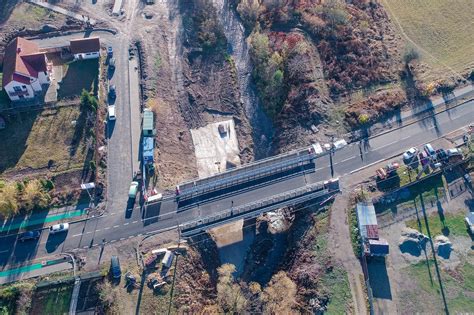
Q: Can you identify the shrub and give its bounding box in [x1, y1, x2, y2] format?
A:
[89, 160, 96, 171]
[0, 182, 19, 219]
[262, 271, 297, 314]
[22, 179, 51, 211]
[80, 89, 98, 112]
[217, 264, 247, 313]
[403, 46, 420, 64]
[237, 0, 261, 30]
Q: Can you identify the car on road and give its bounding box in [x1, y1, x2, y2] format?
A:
[107, 46, 113, 57]
[108, 105, 116, 121]
[49, 223, 69, 234]
[109, 57, 116, 69]
[110, 256, 121, 279]
[108, 84, 116, 99]
[128, 181, 139, 199]
[403, 147, 418, 165]
[19, 230, 41, 242]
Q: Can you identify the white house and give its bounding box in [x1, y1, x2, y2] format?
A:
[2, 37, 50, 101]
[70, 37, 100, 60]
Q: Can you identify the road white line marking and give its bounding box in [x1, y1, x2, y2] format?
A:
[0, 250, 9, 254]
[137, 234, 142, 237]
[104, 227, 110, 230]
[113, 225, 119, 228]
[110, 240, 116, 243]
[83, 246, 88, 249]
[314, 167, 326, 171]
[128, 235, 134, 239]
[86, 231, 92, 234]
[124, 223, 129, 226]
[120, 237, 125, 241]
[95, 229, 101, 232]
[400, 135, 411, 141]
[339, 156, 356, 163]
[110, 212, 116, 215]
[132, 220, 138, 224]
[72, 233, 83, 237]
[372, 139, 399, 151]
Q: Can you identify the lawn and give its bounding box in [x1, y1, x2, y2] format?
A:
[405, 211, 468, 237]
[30, 283, 73, 315]
[6, 2, 63, 24]
[0, 106, 89, 174]
[382, 0, 474, 81]
[401, 260, 474, 314]
[58, 59, 99, 99]
[321, 266, 353, 314]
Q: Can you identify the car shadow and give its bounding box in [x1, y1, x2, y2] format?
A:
[143, 202, 161, 226]
[45, 231, 68, 253]
[125, 198, 135, 219]
[0, 233, 42, 267]
[107, 119, 115, 139]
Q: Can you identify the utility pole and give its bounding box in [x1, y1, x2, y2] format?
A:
[329, 135, 335, 178]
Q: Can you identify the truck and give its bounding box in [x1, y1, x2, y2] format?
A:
[142, 137, 154, 164]
[142, 109, 156, 137]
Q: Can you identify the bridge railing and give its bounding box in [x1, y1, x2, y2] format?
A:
[180, 179, 339, 236]
[178, 146, 328, 200]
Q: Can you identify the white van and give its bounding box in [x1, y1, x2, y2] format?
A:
[108, 105, 116, 121]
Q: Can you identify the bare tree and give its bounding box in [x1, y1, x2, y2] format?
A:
[262, 271, 297, 314]
[217, 264, 248, 313]
[0, 182, 19, 218]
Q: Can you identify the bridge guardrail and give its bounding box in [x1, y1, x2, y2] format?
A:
[180, 180, 338, 236]
[179, 147, 328, 200]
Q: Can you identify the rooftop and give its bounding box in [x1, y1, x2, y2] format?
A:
[356, 202, 379, 240]
[69, 37, 100, 54]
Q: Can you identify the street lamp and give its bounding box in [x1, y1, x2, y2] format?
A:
[329, 135, 335, 178]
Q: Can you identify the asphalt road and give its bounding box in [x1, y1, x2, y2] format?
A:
[4, 32, 474, 268]
[2, 94, 472, 268]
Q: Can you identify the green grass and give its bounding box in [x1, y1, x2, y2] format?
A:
[382, 0, 474, 81]
[348, 207, 362, 257]
[405, 211, 468, 237]
[58, 59, 99, 99]
[321, 267, 353, 314]
[403, 260, 474, 314]
[0, 106, 88, 174]
[31, 284, 73, 315]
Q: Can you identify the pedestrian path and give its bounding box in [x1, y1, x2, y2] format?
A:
[0, 205, 88, 234]
[0, 260, 72, 285]
[27, 0, 96, 25]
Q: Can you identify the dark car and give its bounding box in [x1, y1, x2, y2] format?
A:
[107, 46, 113, 57]
[436, 149, 447, 162]
[19, 230, 41, 242]
[110, 256, 121, 279]
[108, 85, 116, 99]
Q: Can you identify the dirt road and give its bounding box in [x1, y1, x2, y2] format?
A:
[329, 187, 368, 315]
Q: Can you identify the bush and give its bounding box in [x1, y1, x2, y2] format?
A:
[237, 0, 261, 30]
[80, 89, 98, 112]
[403, 46, 420, 64]
[0, 182, 19, 219]
[348, 207, 363, 257]
[22, 179, 51, 211]
[89, 160, 96, 171]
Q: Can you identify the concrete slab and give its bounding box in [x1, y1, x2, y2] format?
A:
[190, 119, 241, 178]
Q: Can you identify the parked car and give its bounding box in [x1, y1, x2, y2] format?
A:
[108, 105, 116, 121]
[107, 46, 113, 57]
[108, 85, 116, 99]
[436, 149, 447, 161]
[109, 57, 116, 69]
[465, 212, 474, 234]
[424, 143, 436, 159]
[128, 181, 139, 199]
[446, 148, 462, 157]
[49, 223, 69, 234]
[110, 256, 121, 279]
[403, 147, 418, 165]
[19, 230, 41, 242]
[419, 152, 429, 167]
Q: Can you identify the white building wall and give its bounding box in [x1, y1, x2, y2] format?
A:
[31, 79, 42, 92]
[74, 51, 100, 60]
[38, 71, 50, 85]
[4, 81, 35, 101]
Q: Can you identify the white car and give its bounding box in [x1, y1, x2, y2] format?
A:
[108, 105, 116, 121]
[333, 139, 348, 150]
[446, 148, 462, 157]
[49, 223, 69, 234]
[403, 147, 418, 163]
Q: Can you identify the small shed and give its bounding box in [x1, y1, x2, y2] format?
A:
[70, 37, 100, 60]
[142, 109, 155, 137]
[356, 202, 389, 257]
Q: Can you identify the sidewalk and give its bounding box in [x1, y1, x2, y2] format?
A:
[0, 203, 89, 234]
[0, 260, 72, 285]
[27, 0, 96, 25]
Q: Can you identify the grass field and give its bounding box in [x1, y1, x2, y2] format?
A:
[0, 106, 88, 175]
[401, 260, 474, 314]
[30, 283, 73, 315]
[405, 211, 468, 237]
[382, 0, 474, 81]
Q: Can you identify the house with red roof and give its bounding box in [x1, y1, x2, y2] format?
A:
[69, 37, 100, 60]
[2, 37, 50, 101]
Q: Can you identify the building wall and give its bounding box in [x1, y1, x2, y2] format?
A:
[74, 51, 99, 60]
[4, 80, 35, 101]
[38, 71, 50, 85]
[30, 78, 42, 92]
